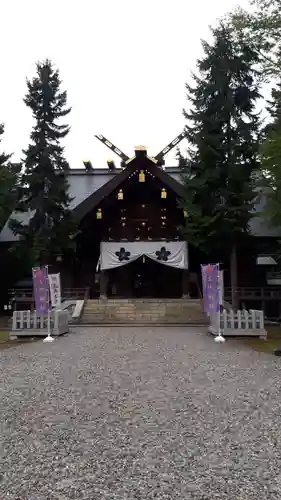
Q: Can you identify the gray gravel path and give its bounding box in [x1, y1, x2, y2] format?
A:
[1, 326, 281, 499]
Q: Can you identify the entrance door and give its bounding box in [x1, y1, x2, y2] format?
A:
[131, 257, 182, 298]
[108, 257, 182, 298]
[132, 257, 157, 297]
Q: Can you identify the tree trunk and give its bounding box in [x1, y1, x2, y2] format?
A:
[230, 245, 238, 310]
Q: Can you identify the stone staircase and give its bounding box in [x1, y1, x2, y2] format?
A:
[81, 299, 207, 325]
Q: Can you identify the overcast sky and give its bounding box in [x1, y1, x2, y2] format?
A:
[1, 0, 251, 168]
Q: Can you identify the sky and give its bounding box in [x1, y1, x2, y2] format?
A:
[1, 0, 251, 168]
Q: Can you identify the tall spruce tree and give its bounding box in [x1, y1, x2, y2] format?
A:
[181, 23, 260, 308]
[0, 124, 22, 304]
[230, 0, 281, 78]
[11, 60, 75, 266]
[260, 81, 281, 228]
[0, 124, 21, 231]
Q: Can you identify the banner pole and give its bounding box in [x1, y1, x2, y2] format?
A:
[43, 306, 54, 343]
[214, 263, 225, 343]
[43, 266, 54, 343]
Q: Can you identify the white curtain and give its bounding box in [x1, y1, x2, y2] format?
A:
[100, 241, 188, 270]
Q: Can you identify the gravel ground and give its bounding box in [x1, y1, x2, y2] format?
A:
[1, 326, 281, 500]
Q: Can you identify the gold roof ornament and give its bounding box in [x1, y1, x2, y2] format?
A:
[139, 170, 145, 183]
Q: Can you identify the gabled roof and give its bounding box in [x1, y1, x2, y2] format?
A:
[72, 157, 186, 221]
[0, 163, 185, 242]
[0, 161, 280, 242]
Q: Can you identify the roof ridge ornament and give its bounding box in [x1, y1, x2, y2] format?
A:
[154, 132, 186, 163]
[94, 131, 187, 167]
[94, 134, 130, 163]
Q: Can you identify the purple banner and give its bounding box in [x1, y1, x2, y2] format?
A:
[32, 267, 49, 316]
[201, 264, 220, 314]
[201, 264, 208, 312]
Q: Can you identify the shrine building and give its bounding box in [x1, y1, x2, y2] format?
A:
[0, 134, 280, 308]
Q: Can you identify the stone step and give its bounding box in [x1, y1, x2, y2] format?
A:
[83, 316, 206, 321]
[84, 305, 202, 311]
[82, 308, 206, 314]
[80, 323, 208, 327]
[81, 299, 207, 325]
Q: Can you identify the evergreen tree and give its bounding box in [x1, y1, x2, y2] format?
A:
[181, 23, 260, 308]
[11, 60, 76, 266]
[0, 124, 23, 305]
[260, 81, 281, 228]
[0, 124, 20, 231]
[230, 0, 281, 78]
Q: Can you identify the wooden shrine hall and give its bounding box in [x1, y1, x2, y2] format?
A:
[2, 132, 277, 312]
[72, 134, 191, 299]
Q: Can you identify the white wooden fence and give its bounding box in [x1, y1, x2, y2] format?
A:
[11, 310, 69, 336]
[209, 309, 267, 338]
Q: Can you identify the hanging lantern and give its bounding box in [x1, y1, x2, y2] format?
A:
[117, 189, 123, 200]
[161, 188, 167, 199]
[139, 170, 145, 182]
[183, 209, 188, 218]
[96, 208, 102, 219]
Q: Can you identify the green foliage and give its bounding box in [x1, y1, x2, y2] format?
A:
[180, 23, 260, 255]
[0, 125, 25, 300]
[260, 82, 281, 227]
[10, 60, 76, 266]
[229, 0, 281, 77]
[0, 124, 21, 231]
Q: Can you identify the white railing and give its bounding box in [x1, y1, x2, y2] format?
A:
[72, 300, 85, 321]
[221, 309, 264, 330]
[12, 310, 69, 335]
[60, 299, 85, 322]
[209, 309, 266, 338]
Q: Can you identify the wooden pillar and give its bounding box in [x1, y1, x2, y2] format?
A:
[99, 270, 108, 299]
[182, 269, 190, 299]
